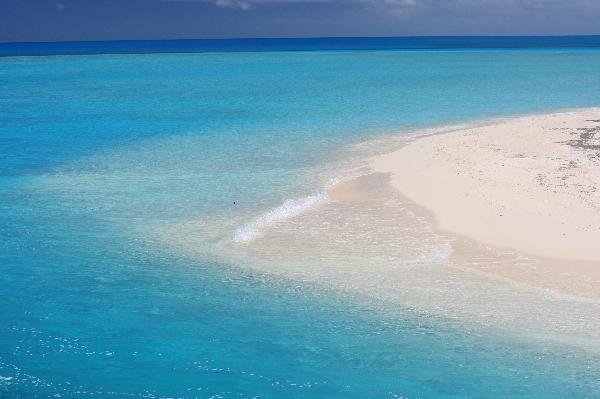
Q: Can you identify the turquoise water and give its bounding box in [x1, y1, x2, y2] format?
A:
[2, 48, 600, 397]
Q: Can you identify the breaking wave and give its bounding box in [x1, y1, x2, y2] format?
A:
[233, 192, 328, 243]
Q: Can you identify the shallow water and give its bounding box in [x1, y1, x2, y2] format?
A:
[2, 47, 600, 397]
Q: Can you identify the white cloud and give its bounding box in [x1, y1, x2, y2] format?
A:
[206, 0, 338, 9]
[165, 0, 420, 11]
[215, 0, 252, 9]
[385, 0, 418, 6]
[164, 0, 600, 14]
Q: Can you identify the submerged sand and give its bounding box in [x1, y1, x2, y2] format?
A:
[154, 109, 600, 347]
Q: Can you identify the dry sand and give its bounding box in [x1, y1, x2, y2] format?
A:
[371, 109, 600, 294]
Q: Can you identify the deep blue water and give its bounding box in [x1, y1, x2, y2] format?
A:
[1, 39, 600, 398]
[2, 35, 600, 57]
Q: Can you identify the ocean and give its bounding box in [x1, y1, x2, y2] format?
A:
[1, 37, 600, 398]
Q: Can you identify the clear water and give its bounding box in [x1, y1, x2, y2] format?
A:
[2, 46, 600, 398]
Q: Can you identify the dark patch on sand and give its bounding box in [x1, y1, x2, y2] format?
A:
[562, 120, 600, 155]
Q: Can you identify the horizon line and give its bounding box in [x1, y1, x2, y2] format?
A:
[3, 35, 600, 57]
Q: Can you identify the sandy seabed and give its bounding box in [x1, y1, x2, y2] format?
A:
[154, 109, 600, 349]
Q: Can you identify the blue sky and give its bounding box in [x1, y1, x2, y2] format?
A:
[1, 0, 600, 42]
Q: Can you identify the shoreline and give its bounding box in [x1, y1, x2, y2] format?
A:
[156, 109, 600, 338]
[370, 108, 600, 296]
[216, 107, 600, 298]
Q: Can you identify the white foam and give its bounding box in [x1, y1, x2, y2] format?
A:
[233, 192, 328, 243]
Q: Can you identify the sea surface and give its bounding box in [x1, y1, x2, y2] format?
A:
[1, 38, 600, 398]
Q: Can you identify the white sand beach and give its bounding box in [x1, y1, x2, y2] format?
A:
[372, 109, 600, 295]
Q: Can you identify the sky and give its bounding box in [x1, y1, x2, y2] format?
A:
[1, 0, 600, 43]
